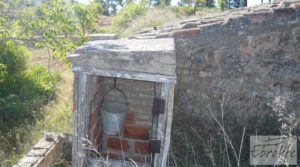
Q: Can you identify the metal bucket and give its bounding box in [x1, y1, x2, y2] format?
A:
[100, 85, 129, 135]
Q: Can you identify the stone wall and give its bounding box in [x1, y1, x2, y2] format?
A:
[176, 7, 300, 118]
[13, 133, 72, 167]
[135, 1, 300, 120]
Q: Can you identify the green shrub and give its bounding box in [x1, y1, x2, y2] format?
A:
[111, 3, 146, 32]
[0, 41, 59, 129]
[0, 64, 7, 84]
[0, 41, 30, 76]
[217, 0, 227, 10]
[173, 6, 195, 18]
[0, 42, 60, 165]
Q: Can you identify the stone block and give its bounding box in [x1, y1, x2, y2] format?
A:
[27, 148, 47, 157]
[87, 34, 118, 41]
[67, 39, 176, 76]
[33, 140, 54, 150]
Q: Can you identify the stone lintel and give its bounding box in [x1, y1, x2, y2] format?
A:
[67, 38, 176, 77]
[72, 66, 177, 84]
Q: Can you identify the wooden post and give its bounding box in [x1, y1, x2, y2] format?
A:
[154, 83, 176, 167]
[72, 73, 91, 167]
[154, 83, 170, 167]
[160, 84, 175, 167]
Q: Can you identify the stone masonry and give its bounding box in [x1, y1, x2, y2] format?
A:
[133, 1, 300, 121]
[13, 133, 72, 167]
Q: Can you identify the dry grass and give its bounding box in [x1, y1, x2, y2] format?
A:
[169, 88, 299, 167]
[104, 6, 224, 37]
[120, 7, 182, 37]
[30, 47, 73, 133]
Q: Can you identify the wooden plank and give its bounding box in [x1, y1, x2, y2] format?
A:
[72, 73, 92, 167]
[72, 66, 177, 84]
[72, 73, 79, 167]
[160, 84, 175, 167]
[151, 83, 160, 165]
[154, 83, 169, 167]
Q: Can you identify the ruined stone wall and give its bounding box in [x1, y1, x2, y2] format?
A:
[135, 2, 300, 120]
[13, 133, 72, 167]
[175, 4, 300, 118]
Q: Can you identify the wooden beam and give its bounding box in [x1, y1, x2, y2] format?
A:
[72, 66, 177, 84]
[154, 83, 169, 167]
[160, 84, 175, 167]
[72, 73, 91, 167]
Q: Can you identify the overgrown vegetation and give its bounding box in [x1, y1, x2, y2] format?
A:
[0, 0, 90, 165]
[110, 3, 147, 34]
[0, 41, 60, 165]
[170, 90, 300, 167]
[109, 5, 209, 37]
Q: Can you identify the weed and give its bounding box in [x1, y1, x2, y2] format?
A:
[170, 90, 299, 167]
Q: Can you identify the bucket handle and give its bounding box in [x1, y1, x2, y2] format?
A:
[101, 78, 129, 105]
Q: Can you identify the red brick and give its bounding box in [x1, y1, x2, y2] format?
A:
[107, 138, 130, 151]
[125, 112, 135, 124]
[135, 141, 150, 154]
[102, 153, 120, 160]
[123, 125, 149, 140]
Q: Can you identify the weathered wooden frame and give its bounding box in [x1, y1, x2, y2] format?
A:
[72, 66, 176, 167]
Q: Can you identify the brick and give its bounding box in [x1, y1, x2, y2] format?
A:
[123, 125, 150, 140]
[135, 141, 150, 154]
[107, 138, 130, 151]
[125, 112, 135, 124]
[102, 153, 120, 160]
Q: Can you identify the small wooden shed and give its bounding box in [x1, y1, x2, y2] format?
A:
[67, 38, 176, 167]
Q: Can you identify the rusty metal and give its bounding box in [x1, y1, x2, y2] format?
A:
[150, 139, 161, 153]
[152, 98, 165, 114]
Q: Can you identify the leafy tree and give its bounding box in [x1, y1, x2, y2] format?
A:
[73, 2, 102, 35]
[179, 0, 208, 14]
[217, 0, 227, 10]
[0, 0, 86, 70]
[95, 0, 126, 15]
[111, 3, 146, 31]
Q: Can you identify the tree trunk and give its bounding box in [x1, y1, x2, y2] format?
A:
[193, 2, 198, 15]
